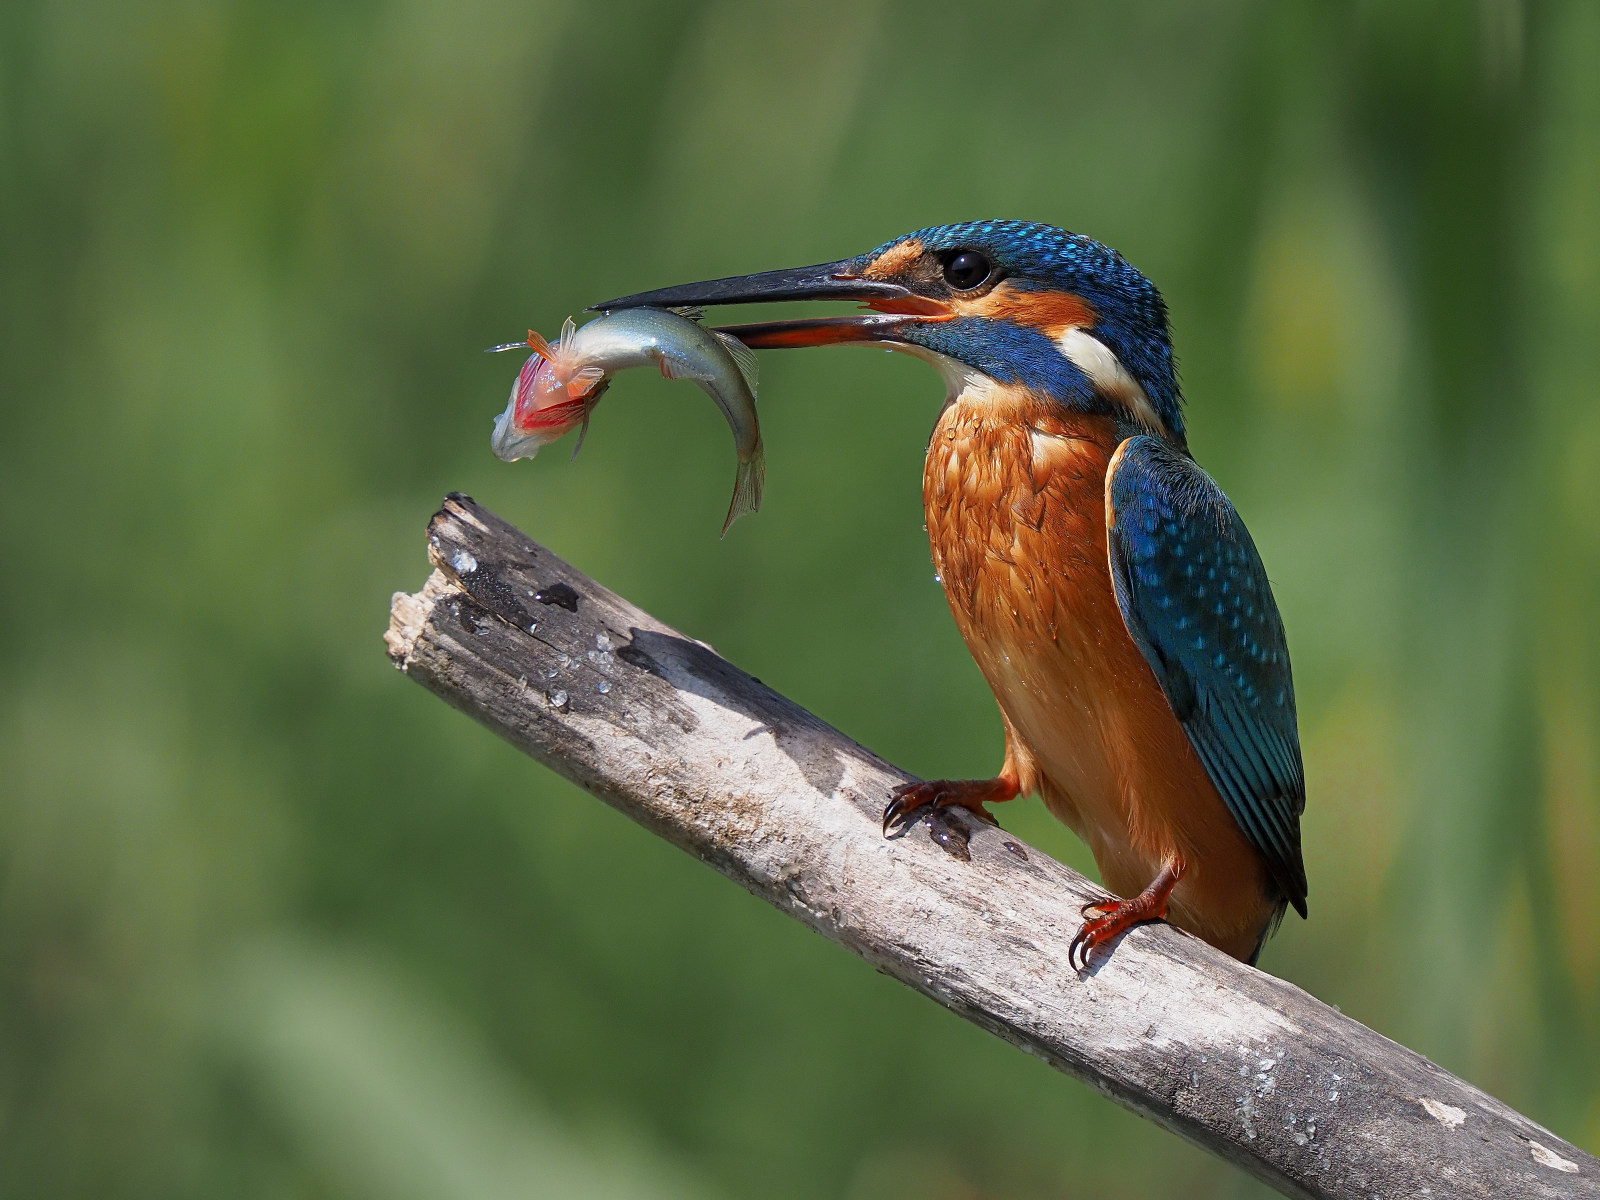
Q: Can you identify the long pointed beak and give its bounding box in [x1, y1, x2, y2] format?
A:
[588, 259, 948, 348]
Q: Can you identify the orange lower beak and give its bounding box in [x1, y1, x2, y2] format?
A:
[710, 312, 919, 349]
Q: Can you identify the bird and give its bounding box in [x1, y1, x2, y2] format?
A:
[591, 220, 1307, 966]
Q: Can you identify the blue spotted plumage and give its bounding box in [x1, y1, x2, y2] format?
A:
[1106, 435, 1308, 917]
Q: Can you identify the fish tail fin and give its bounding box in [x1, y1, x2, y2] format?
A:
[720, 439, 765, 538]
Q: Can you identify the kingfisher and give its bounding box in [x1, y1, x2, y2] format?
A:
[593, 221, 1307, 966]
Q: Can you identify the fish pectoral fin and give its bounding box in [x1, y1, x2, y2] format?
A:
[710, 329, 759, 395]
[564, 365, 606, 399]
[657, 354, 705, 384]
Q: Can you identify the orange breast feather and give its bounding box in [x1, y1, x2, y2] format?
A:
[922, 384, 1275, 958]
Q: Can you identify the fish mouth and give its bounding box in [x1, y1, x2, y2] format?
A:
[491, 406, 550, 462]
[588, 259, 950, 350]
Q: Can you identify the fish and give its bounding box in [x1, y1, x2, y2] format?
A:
[489, 307, 764, 536]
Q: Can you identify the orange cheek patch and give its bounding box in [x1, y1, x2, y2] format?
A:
[861, 237, 925, 279]
[960, 283, 1096, 335]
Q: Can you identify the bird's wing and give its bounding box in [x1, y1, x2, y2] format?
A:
[1104, 434, 1308, 916]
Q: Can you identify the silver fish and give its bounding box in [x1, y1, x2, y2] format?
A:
[490, 307, 763, 535]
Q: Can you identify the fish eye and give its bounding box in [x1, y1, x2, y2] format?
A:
[942, 251, 991, 291]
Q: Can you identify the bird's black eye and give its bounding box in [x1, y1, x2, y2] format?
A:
[942, 251, 991, 291]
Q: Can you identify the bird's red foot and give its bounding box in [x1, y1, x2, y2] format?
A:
[883, 774, 1020, 860]
[1069, 858, 1186, 970]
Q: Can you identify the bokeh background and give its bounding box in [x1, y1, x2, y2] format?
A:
[3, 2, 1599, 1196]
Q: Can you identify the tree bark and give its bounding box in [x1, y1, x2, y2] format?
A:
[385, 493, 1597, 1200]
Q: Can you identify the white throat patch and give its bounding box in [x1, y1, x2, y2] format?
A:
[891, 342, 1004, 420]
[1056, 327, 1166, 435]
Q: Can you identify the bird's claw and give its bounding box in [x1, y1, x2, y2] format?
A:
[1069, 895, 1164, 971]
[1069, 914, 1113, 972]
[1069, 859, 1185, 971]
[882, 780, 935, 836]
[884, 782, 978, 861]
[882, 779, 1001, 838]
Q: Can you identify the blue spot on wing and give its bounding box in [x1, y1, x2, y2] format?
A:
[1106, 436, 1308, 916]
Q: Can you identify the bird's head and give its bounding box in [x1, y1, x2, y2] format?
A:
[592, 220, 1184, 444]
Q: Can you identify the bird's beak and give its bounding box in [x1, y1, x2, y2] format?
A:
[588, 259, 948, 349]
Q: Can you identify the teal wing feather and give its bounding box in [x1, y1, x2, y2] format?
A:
[1105, 435, 1308, 916]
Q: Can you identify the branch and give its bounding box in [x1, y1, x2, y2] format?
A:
[385, 494, 1597, 1200]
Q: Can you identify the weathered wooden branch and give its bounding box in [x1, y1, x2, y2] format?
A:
[385, 494, 1596, 1200]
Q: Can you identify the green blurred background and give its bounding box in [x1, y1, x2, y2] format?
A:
[3, 2, 1598, 1196]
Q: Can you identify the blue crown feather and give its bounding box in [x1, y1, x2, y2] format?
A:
[866, 221, 1184, 439]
